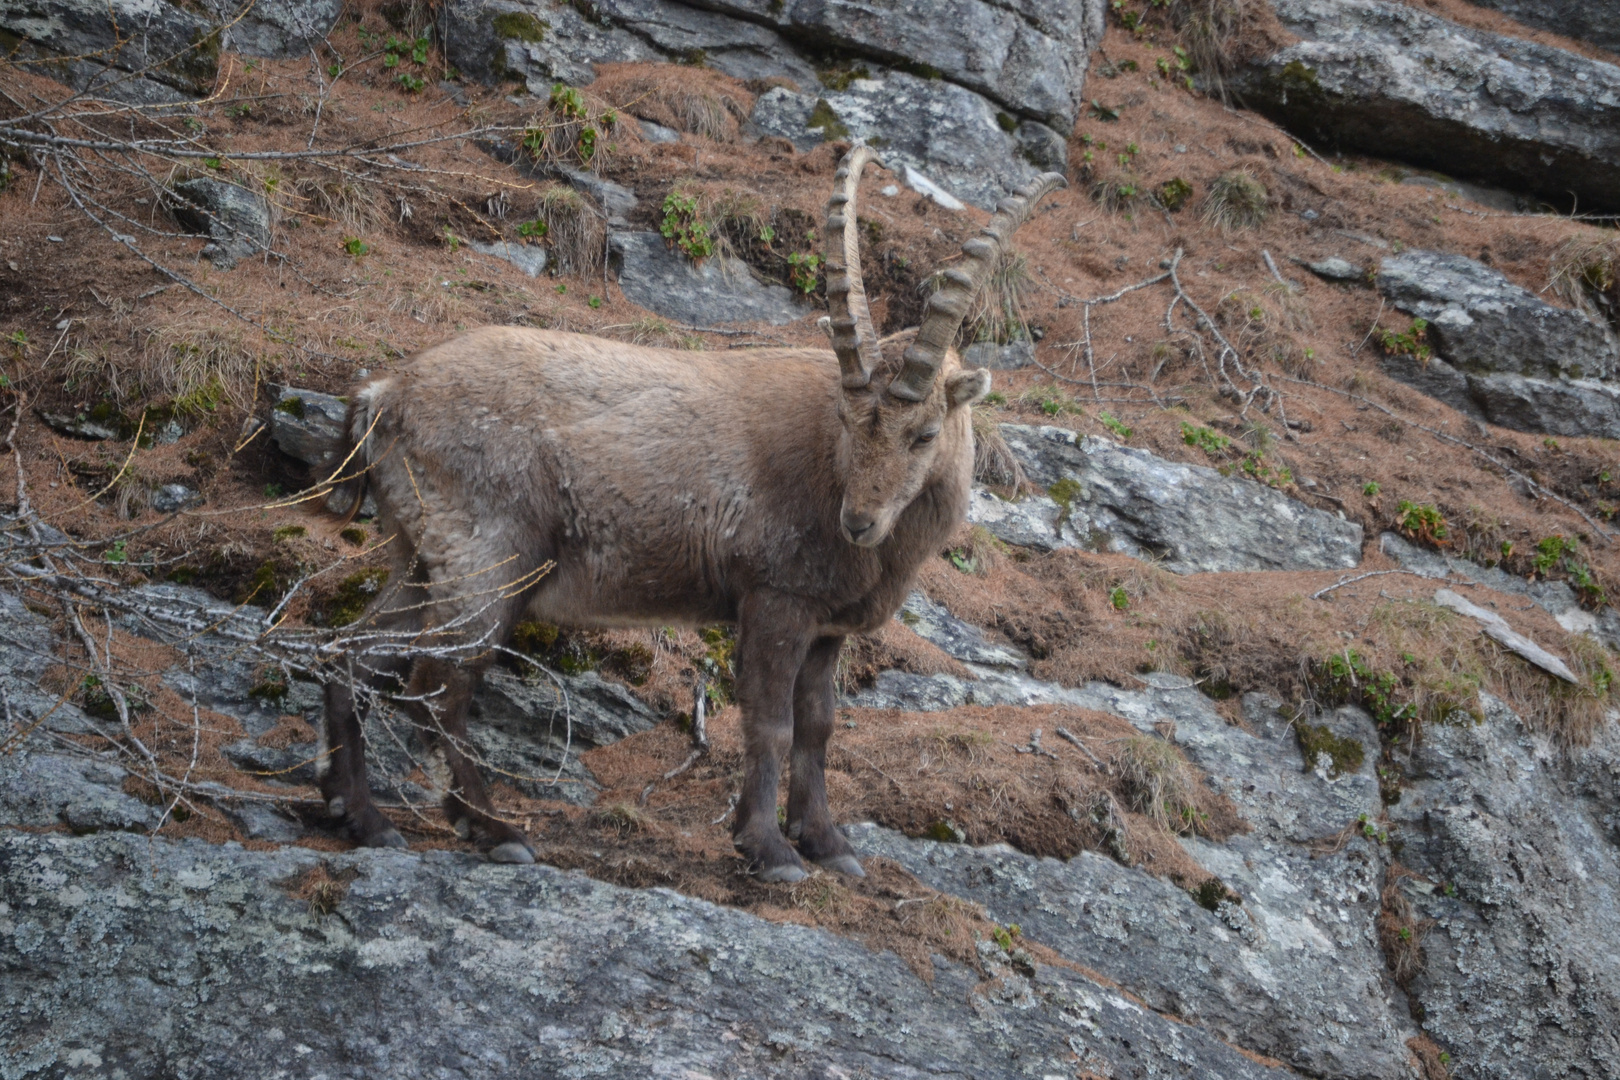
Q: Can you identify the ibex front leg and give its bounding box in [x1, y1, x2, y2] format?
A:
[733, 592, 814, 883]
[787, 634, 864, 877]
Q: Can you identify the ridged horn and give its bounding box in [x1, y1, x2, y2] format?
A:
[824, 146, 884, 390]
[889, 171, 1068, 402]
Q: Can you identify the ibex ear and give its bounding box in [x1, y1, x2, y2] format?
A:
[946, 368, 991, 408]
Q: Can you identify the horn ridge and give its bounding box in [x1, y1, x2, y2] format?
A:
[824, 146, 884, 390]
[888, 170, 1068, 402]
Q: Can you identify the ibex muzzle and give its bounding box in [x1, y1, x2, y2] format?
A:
[319, 149, 1065, 881]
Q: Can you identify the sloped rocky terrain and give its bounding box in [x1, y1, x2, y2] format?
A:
[6, 0, 1620, 1077]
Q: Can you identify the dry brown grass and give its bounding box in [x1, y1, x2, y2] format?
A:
[1548, 233, 1620, 327]
[591, 62, 756, 142]
[1202, 169, 1270, 231]
[531, 183, 605, 278]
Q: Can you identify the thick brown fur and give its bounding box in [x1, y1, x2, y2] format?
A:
[320, 323, 991, 878]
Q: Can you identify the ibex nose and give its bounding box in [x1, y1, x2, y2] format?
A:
[841, 510, 877, 544]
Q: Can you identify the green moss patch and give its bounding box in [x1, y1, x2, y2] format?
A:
[1295, 723, 1365, 777]
[492, 11, 549, 40]
[326, 568, 389, 626]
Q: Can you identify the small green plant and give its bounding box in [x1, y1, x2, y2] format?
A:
[1533, 535, 1605, 605]
[1234, 451, 1292, 488]
[1202, 170, 1268, 231]
[1395, 501, 1448, 547]
[1363, 481, 1381, 497]
[339, 526, 367, 546]
[990, 923, 1022, 951]
[396, 72, 424, 93]
[104, 539, 127, 564]
[1181, 422, 1230, 456]
[1110, 586, 1129, 611]
[983, 390, 1007, 406]
[1379, 318, 1432, 365]
[263, 483, 284, 498]
[659, 192, 715, 263]
[588, 294, 602, 309]
[342, 236, 369, 257]
[442, 228, 461, 253]
[1099, 412, 1132, 439]
[1318, 650, 1416, 728]
[555, 283, 567, 294]
[204, 157, 223, 170]
[1158, 177, 1193, 211]
[786, 250, 824, 293]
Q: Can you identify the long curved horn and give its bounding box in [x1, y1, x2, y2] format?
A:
[824, 146, 884, 390]
[889, 171, 1069, 402]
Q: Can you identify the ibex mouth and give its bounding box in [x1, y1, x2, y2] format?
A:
[841, 511, 881, 547]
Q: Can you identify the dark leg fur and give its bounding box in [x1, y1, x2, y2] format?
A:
[786, 635, 862, 876]
[321, 660, 408, 849]
[732, 591, 815, 883]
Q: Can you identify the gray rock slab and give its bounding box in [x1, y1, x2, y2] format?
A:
[1378, 249, 1617, 382]
[172, 177, 273, 269]
[469, 667, 660, 803]
[269, 385, 347, 469]
[1381, 350, 1620, 439]
[1230, 0, 1620, 213]
[895, 590, 1025, 668]
[1378, 531, 1620, 648]
[750, 71, 1050, 211]
[469, 238, 548, 277]
[975, 424, 1363, 573]
[609, 230, 811, 326]
[0, 830, 1296, 1080]
[0, 0, 341, 97]
[1461, 0, 1620, 55]
[148, 483, 199, 513]
[0, 750, 157, 833]
[36, 410, 117, 440]
[1304, 255, 1366, 282]
[961, 339, 1036, 370]
[850, 823, 1412, 1080]
[446, 0, 1099, 130]
[1387, 693, 1620, 1077]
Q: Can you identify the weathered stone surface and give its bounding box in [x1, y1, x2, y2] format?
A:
[1231, 0, 1620, 213]
[469, 237, 548, 277]
[971, 424, 1364, 573]
[609, 230, 812, 326]
[446, 0, 1100, 130]
[171, 177, 273, 269]
[961, 339, 1036, 370]
[895, 590, 1025, 668]
[1375, 250, 1620, 436]
[849, 668, 1416, 1079]
[36, 409, 117, 440]
[0, 0, 342, 98]
[1462, 0, 1620, 55]
[1379, 531, 1620, 648]
[1387, 693, 1620, 1077]
[269, 385, 347, 469]
[148, 482, 200, 513]
[1305, 255, 1366, 282]
[1379, 250, 1616, 381]
[750, 72, 1053, 210]
[0, 829, 1296, 1079]
[470, 667, 658, 803]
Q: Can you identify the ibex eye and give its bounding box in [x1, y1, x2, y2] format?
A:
[914, 429, 939, 446]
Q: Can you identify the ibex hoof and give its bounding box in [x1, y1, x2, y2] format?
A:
[817, 854, 866, 879]
[755, 861, 809, 884]
[489, 841, 536, 865]
[365, 827, 408, 850]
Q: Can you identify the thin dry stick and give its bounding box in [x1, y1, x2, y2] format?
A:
[1055, 726, 1106, 769]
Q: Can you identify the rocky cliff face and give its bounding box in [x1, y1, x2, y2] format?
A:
[6, 0, 1620, 1076]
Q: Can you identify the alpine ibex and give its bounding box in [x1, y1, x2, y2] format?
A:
[321, 148, 1065, 881]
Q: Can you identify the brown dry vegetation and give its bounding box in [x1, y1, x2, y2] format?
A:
[4, 0, 1619, 983]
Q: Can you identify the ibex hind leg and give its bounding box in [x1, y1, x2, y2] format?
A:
[320, 585, 417, 850]
[787, 635, 864, 878]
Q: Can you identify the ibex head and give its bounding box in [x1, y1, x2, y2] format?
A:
[824, 148, 1066, 547]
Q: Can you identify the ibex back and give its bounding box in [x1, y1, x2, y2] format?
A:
[321, 149, 1065, 881]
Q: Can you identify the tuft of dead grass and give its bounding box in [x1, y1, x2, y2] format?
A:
[971, 407, 1028, 491]
[1548, 234, 1620, 327]
[1202, 169, 1269, 232]
[532, 183, 605, 278]
[1113, 734, 1203, 833]
[591, 63, 756, 143]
